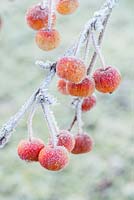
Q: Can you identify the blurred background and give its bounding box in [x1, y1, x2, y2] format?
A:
[0, 0, 133, 200]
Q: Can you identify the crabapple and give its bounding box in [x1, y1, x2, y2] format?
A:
[93, 66, 121, 93]
[71, 133, 94, 154]
[57, 130, 75, 152]
[82, 94, 97, 112]
[56, 56, 87, 83]
[56, 0, 79, 15]
[35, 29, 60, 51]
[26, 4, 56, 30]
[17, 138, 45, 162]
[57, 79, 68, 95]
[67, 77, 95, 97]
[38, 146, 69, 171]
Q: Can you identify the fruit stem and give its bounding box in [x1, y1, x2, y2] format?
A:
[87, 13, 111, 75]
[41, 0, 47, 9]
[73, 34, 81, 57]
[27, 102, 38, 141]
[41, 102, 57, 147]
[91, 31, 106, 69]
[49, 109, 60, 136]
[68, 115, 77, 132]
[83, 32, 91, 65]
[48, 0, 53, 30]
[76, 99, 83, 134]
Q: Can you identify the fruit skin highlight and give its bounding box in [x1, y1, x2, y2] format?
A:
[71, 133, 94, 154]
[57, 130, 75, 152]
[57, 79, 69, 95]
[36, 29, 60, 51]
[17, 138, 45, 162]
[56, 0, 79, 15]
[56, 56, 87, 83]
[38, 146, 69, 171]
[67, 77, 95, 97]
[82, 94, 97, 112]
[93, 66, 121, 93]
[26, 4, 56, 30]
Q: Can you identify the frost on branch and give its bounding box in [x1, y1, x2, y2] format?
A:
[35, 60, 55, 70]
[0, 0, 118, 148]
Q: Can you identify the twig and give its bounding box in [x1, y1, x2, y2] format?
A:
[41, 102, 57, 147]
[87, 12, 111, 74]
[27, 102, 38, 141]
[76, 99, 83, 133]
[0, 67, 56, 148]
[68, 0, 117, 130]
[83, 32, 91, 64]
[91, 31, 106, 69]
[48, 0, 53, 30]
[68, 115, 77, 132]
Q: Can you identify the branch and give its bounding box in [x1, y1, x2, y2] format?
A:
[0, 66, 56, 148]
[68, 115, 77, 132]
[0, 0, 118, 148]
[87, 12, 111, 74]
[68, 0, 118, 131]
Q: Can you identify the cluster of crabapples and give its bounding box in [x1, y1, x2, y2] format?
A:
[56, 56, 121, 96]
[17, 130, 93, 171]
[17, 0, 122, 172]
[17, 57, 121, 171]
[26, 0, 79, 51]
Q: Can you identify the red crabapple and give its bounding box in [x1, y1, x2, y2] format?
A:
[56, 57, 87, 83]
[56, 0, 79, 15]
[57, 130, 75, 152]
[17, 138, 45, 162]
[67, 77, 95, 97]
[35, 29, 60, 51]
[71, 133, 94, 154]
[38, 146, 69, 171]
[82, 94, 97, 112]
[57, 79, 69, 95]
[93, 66, 121, 93]
[26, 4, 56, 30]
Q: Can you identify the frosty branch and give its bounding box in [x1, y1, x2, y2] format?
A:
[0, 0, 118, 148]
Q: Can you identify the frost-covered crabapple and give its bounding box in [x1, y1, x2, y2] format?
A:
[56, 56, 87, 83]
[57, 79, 68, 95]
[56, 0, 79, 15]
[71, 133, 94, 154]
[93, 66, 121, 93]
[17, 138, 45, 162]
[26, 4, 56, 30]
[67, 77, 95, 97]
[57, 130, 75, 152]
[35, 29, 60, 51]
[38, 146, 69, 171]
[82, 94, 97, 112]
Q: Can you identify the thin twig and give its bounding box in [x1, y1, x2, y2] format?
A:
[76, 99, 83, 133]
[41, 102, 57, 147]
[87, 12, 111, 74]
[83, 32, 91, 64]
[68, 115, 77, 132]
[27, 102, 38, 141]
[48, 0, 53, 30]
[91, 31, 106, 69]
